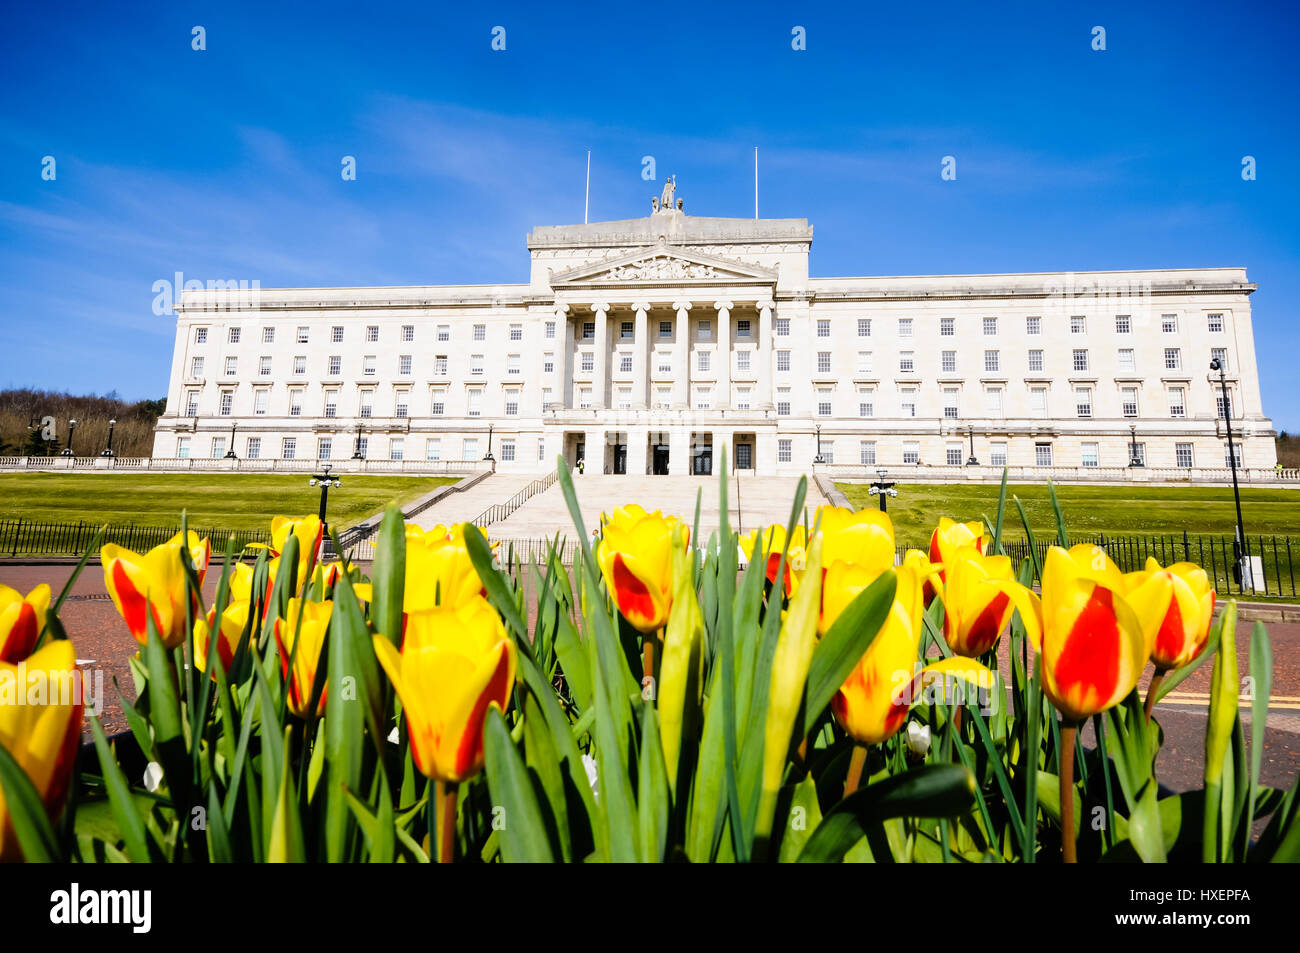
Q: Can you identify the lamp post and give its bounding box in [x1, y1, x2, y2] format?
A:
[60, 418, 77, 456]
[308, 464, 341, 540]
[868, 467, 898, 513]
[224, 421, 238, 459]
[813, 424, 824, 465]
[101, 418, 117, 457]
[966, 424, 979, 466]
[1128, 424, 1143, 467]
[352, 422, 364, 460]
[1212, 357, 1249, 587]
[483, 423, 495, 462]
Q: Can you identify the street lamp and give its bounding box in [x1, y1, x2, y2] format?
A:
[1212, 357, 1249, 587]
[101, 418, 117, 457]
[813, 424, 824, 465]
[483, 423, 495, 462]
[224, 421, 238, 459]
[868, 467, 898, 513]
[1128, 424, 1143, 467]
[60, 418, 77, 456]
[308, 464, 342, 540]
[352, 422, 364, 460]
[966, 424, 979, 466]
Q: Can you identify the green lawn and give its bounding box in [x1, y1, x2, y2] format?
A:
[0, 473, 458, 531]
[835, 481, 1300, 544]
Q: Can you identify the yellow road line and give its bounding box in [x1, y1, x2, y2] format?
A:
[1156, 698, 1300, 711]
[1161, 691, 1300, 702]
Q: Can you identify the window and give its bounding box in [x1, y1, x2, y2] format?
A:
[389, 439, 404, 461]
[293, 356, 306, 375]
[941, 351, 956, 374]
[619, 321, 633, 340]
[737, 351, 751, 372]
[1073, 349, 1089, 372]
[296, 326, 309, 344]
[543, 353, 554, 374]
[316, 438, 330, 460]
[510, 323, 523, 341]
[777, 351, 791, 372]
[947, 445, 963, 466]
[816, 388, 832, 417]
[736, 319, 752, 338]
[859, 351, 875, 375]
[367, 326, 380, 342]
[176, 437, 190, 459]
[195, 327, 208, 344]
[943, 388, 959, 419]
[857, 318, 871, 337]
[655, 387, 671, 409]
[777, 387, 791, 417]
[615, 388, 631, 410]
[1115, 314, 1131, 334]
[402, 325, 414, 342]
[695, 387, 713, 411]
[359, 391, 373, 418]
[472, 354, 485, 375]
[821, 444, 834, 465]
[1028, 349, 1043, 373]
[395, 393, 409, 418]
[1161, 314, 1178, 333]
[322, 355, 338, 376]
[224, 356, 238, 376]
[1030, 387, 1048, 417]
[398, 355, 412, 375]
[1168, 387, 1186, 418]
[903, 441, 920, 465]
[858, 387, 874, 418]
[1081, 443, 1099, 468]
[1118, 348, 1135, 372]
[254, 390, 268, 415]
[1075, 387, 1092, 417]
[190, 357, 204, 377]
[331, 326, 343, 343]
[211, 437, 226, 459]
[898, 318, 913, 339]
[1211, 347, 1229, 372]
[900, 390, 917, 418]
[363, 355, 376, 376]
[1217, 393, 1233, 419]
[990, 442, 1007, 467]
[184, 391, 198, 416]
[462, 439, 478, 462]
[859, 441, 876, 465]
[615, 352, 631, 373]
[659, 320, 672, 339]
[505, 392, 519, 415]
[1070, 315, 1086, 335]
[324, 390, 338, 418]
[467, 390, 482, 417]
[1208, 312, 1224, 333]
[431, 391, 446, 416]
[817, 352, 831, 374]
[940, 318, 954, 337]
[577, 351, 593, 374]
[426, 438, 441, 462]
[545, 321, 556, 339]
[1176, 443, 1194, 468]
[473, 324, 486, 342]
[735, 387, 751, 410]
[984, 350, 999, 373]
[260, 356, 273, 376]
[437, 325, 450, 342]
[219, 392, 233, 416]
[501, 439, 516, 463]
[248, 437, 262, 459]
[537, 439, 546, 462]
[582, 322, 594, 340]
[542, 387, 553, 406]
[1132, 443, 1147, 466]
[899, 352, 915, 373]
[578, 388, 592, 409]
[697, 351, 710, 372]
[228, 327, 241, 344]
[1164, 348, 1181, 370]
[263, 327, 275, 344]
[1026, 316, 1041, 336]
[282, 437, 297, 460]
[697, 319, 711, 340]
[776, 318, 790, 337]
[657, 354, 672, 374]
[817, 319, 831, 338]
[985, 388, 1003, 418]
[507, 354, 521, 376]
[1035, 443, 1053, 467]
[778, 439, 792, 463]
[435, 355, 448, 376]
[1225, 444, 1243, 468]
[983, 317, 997, 336]
[1122, 387, 1139, 417]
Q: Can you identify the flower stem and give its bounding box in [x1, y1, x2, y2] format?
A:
[1060, 721, 1078, 863]
[844, 745, 868, 797]
[1143, 668, 1167, 722]
[435, 779, 457, 863]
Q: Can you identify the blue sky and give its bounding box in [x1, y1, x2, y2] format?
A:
[2, 1, 1297, 427]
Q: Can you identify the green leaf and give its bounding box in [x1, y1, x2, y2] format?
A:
[483, 707, 556, 862]
[370, 506, 407, 644]
[637, 704, 670, 863]
[89, 715, 152, 863]
[777, 775, 824, 862]
[0, 735, 61, 861]
[267, 725, 305, 862]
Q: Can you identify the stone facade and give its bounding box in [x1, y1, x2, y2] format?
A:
[153, 203, 1276, 476]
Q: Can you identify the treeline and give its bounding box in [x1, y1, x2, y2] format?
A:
[0, 389, 165, 457]
[1278, 433, 1300, 468]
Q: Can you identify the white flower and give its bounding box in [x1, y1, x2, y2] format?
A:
[905, 721, 931, 757]
[582, 753, 599, 802]
[142, 761, 163, 793]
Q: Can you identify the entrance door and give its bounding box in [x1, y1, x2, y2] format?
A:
[693, 444, 713, 475]
[736, 442, 753, 470]
[575, 440, 585, 467]
[613, 443, 627, 474]
[652, 443, 670, 475]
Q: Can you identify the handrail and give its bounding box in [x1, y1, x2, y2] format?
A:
[471, 470, 559, 528]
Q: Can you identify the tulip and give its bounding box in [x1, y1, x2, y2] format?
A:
[596, 505, 685, 634]
[102, 531, 211, 649]
[739, 524, 807, 597]
[926, 518, 985, 604]
[658, 524, 705, 789]
[269, 516, 323, 588]
[0, 584, 50, 664]
[817, 506, 895, 574]
[1127, 557, 1216, 672]
[274, 598, 333, 718]
[403, 524, 485, 611]
[936, 548, 1040, 658]
[193, 599, 252, 674]
[0, 640, 84, 861]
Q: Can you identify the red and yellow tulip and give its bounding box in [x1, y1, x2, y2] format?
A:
[936, 548, 1039, 657]
[102, 531, 211, 649]
[403, 524, 485, 611]
[1127, 557, 1216, 670]
[926, 518, 985, 603]
[274, 598, 333, 718]
[372, 595, 515, 782]
[269, 516, 323, 588]
[739, 524, 807, 597]
[0, 584, 50, 664]
[597, 505, 685, 633]
[818, 506, 895, 574]
[0, 640, 84, 861]
[193, 599, 252, 674]
[1032, 544, 1172, 721]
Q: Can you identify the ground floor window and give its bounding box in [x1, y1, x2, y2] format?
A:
[248, 437, 261, 459]
[502, 439, 516, 462]
[211, 437, 226, 459]
[1081, 442, 1099, 468]
[778, 439, 792, 463]
[860, 441, 876, 465]
[282, 437, 297, 460]
[426, 439, 441, 461]
[990, 442, 1007, 467]
[315, 438, 328, 460]
[390, 438, 404, 461]
[463, 438, 478, 461]
[946, 445, 963, 466]
[1034, 442, 1052, 467]
[1225, 444, 1242, 468]
[903, 441, 920, 465]
[1176, 443, 1194, 468]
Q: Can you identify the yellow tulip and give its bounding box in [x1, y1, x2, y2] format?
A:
[372, 596, 516, 782]
[0, 584, 50, 664]
[596, 505, 685, 633]
[193, 599, 252, 674]
[0, 640, 83, 860]
[403, 524, 485, 611]
[1126, 557, 1216, 671]
[817, 506, 895, 574]
[102, 530, 211, 649]
[739, 524, 807, 597]
[268, 516, 322, 587]
[926, 518, 985, 604]
[937, 548, 1040, 657]
[274, 598, 333, 718]
[658, 525, 705, 787]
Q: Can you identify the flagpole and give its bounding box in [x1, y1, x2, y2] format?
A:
[585, 151, 591, 224]
[754, 147, 758, 219]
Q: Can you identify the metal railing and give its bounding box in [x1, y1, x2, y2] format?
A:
[471, 470, 559, 528]
[0, 455, 487, 476]
[0, 518, 270, 558]
[824, 463, 1300, 485]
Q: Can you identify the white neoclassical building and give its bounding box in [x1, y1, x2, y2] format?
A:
[154, 190, 1277, 478]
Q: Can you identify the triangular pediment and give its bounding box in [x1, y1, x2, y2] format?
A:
[549, 242, 777, 287]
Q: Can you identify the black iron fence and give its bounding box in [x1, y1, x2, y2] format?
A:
[0, 518, 271, 558]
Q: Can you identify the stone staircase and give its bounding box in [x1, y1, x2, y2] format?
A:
[407, 473, 542, 530]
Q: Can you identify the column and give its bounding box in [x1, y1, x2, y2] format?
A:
[672, 300, 692, 408]
[756, 299, 774, 409]
[633, 301, 650, 409]
[668, 425, 691, 476]
[591, 302, 609, 409]
[585, 427, 606, 474]
[714, 300, 732, 409]
[627, 424, 649, 475]
[554, 303, 571, 409]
